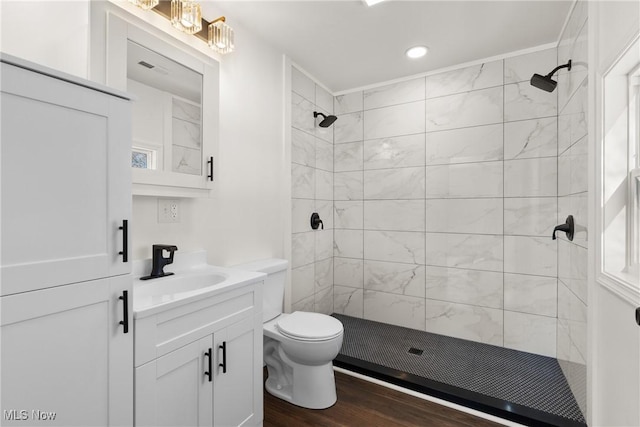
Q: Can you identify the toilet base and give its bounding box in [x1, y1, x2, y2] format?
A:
[265, 356, 337, 409]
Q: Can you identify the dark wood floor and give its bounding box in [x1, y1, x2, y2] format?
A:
[263, 370, 503, 427]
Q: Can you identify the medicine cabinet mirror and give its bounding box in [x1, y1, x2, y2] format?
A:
[106, 13, 219, 197]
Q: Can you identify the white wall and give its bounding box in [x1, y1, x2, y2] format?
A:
[0, 1, 89, 78]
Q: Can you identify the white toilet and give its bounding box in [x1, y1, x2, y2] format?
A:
[235, 258, 344, 409]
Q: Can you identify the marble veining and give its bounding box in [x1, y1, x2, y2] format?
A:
[425, 87, 503, 132]
[335, 141, 364, 172]
[292, 199, 314, 233]
[364, 260, 426, 297]
[364, 200, 425, 231]
[504, 117, 557, 160]
[364, 230, 426, 265]
[426, 124, 503, 166]
[334, 112, 363, 144]
[315, 169, 333, 200]
[504, 236, 557, 277]
[291, 264, 315, 303]
[172, 118, 201, 150]
[334, 201, 364, 229]
[335, 91, 363, 115]
[172, 98, 201, 123]
[363, 78, 425, 110]
[172, 146, 201, 175]
[425, 299, 503, 346]
[333, 286, 364, 317]
[504, 157, 557, 197]
[504, 311, 557, 357]
[291, 232, 314, 268]
[504, 197, 558, 237]
[292, 92, 315, 134]
[315, 258, 333, 291]
[504, 82, 557, 122]
[425, 266, 503, 309]
[364, 134, 426, 170]
[292, 128, 315, 167]
[504, 273, 557, 317]
[364, 290, 426, 330]
[425, 233, 503, 272]
[315, 229, 333, 261]
[426, 198, 503, 235]
[334, 171, 363, 201]
[504, 48, 557, 84]
[426, 162, 503, 198]
[334, 229, 364, 259]
[334, 257, 364, 288]
[314, 285, 334, 315]
[315, 85, 333, 114]
[364, 167, 425, 200]
[364, 101, 426, 140]
[291, 163, 313, 199]
[425, 60, 503, 99]
[292, 67, 315, 102]
[316, 139, 333, 172]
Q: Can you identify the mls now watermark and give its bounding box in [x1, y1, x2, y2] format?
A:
[4, 409, 57, 421]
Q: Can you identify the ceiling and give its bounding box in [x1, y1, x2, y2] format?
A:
[202, 0, 572, 93]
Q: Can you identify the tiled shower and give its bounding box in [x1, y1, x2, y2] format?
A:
[290, 0, 588, 417]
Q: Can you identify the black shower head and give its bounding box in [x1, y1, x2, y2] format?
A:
[530, 73, 558, 92]
[530, 59, 572, 93]
[313, 111, 338, 128]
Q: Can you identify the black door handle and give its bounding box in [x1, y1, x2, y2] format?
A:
[219, 341, 227, 374]
[207, 157, 214, 182]
[119, 290, 129, 334]
[118, 220, 128, 262]
[204, 348, 212, 382]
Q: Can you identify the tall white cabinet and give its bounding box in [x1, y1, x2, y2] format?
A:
[0, 55, 133, 426]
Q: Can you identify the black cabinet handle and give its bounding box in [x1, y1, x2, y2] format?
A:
[118, 220, 128, 262]
[219, 341, 227, 374]
[204, 348, 212, 382]
[207, 157, 214, 182]
[119, 290, 129, 334]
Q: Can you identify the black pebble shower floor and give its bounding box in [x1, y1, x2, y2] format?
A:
[332, 314, 586, 427]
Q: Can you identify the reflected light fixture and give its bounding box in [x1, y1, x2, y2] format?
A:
[128, 0, 159, 10]
[363, 0, 386, 6]
[406, 46, 428, 59]
[171, 0, 202, 34]
[208, 17, 235, 54]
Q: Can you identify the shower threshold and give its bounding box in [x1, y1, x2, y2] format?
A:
[332, 314, 586, 427]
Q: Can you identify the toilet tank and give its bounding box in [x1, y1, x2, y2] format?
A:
[233, 258, 288, 322]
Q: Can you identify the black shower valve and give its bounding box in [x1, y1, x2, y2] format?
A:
[552, 215, 574, 241]
[310, 212, 324, 230]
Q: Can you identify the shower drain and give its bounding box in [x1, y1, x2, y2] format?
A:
[408, 347, 424, 356]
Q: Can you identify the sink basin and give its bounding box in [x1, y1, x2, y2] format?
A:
[132, 251, 266, 318]
[136, 271, 228, 298]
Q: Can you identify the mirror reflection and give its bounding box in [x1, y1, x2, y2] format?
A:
[127, 40, 203, 175]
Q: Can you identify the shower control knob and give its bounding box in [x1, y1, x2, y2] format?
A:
[310, 212, 323, 230]
[635, 307, 640, 326]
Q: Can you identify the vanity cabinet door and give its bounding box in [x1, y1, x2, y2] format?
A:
[0, 61, 131, 296]
[213, 315, 263, 427]
[0, 275, 133, 426]
[135, 336, 213, 427]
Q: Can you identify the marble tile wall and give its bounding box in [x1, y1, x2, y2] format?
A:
[332, 47, 561, 359]
[556, 0, 588, 417]
[291, 66, 334, 315]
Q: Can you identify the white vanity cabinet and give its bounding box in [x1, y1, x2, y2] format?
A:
[0, 55, 134, 426]
[134, 281, 263, 427]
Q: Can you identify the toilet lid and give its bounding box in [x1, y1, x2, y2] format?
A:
[276, 311, 343, 341]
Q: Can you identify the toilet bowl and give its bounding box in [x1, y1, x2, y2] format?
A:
[233, 258, 344, 410]
[263, 312, 343, 409]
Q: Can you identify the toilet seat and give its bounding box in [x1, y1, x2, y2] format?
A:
[276, 311, 343, 342]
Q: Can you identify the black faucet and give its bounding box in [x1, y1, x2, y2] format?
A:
[140, 244, 178, 280]
[552, 215, 574, 241]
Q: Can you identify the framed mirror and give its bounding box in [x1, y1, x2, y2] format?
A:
[105, 12, 219, 197]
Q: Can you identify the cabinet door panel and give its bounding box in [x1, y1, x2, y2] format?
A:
[136, 337, 213, 427]
[214, 316, 261, 427]
[0, 276, 133, 426]
[0, 62, 131, 296]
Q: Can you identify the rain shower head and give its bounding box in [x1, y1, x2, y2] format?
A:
[530, 60, 572, 92]
[313, 111, 338, 128]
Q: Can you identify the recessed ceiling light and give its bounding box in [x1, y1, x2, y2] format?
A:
[406, 46, 428, 59]
[363, 0, 386, 6]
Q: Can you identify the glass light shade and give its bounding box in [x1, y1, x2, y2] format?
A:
[128, 0, 159, 10]
[208, 19, 235, 54]
[171, 0, 202, 34]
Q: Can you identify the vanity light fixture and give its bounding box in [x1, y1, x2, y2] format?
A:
[128, 0, 159, 10]
[406, 45, 428, 59]
[208, 17, 235, 54]
[171, 0, 202, 34]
